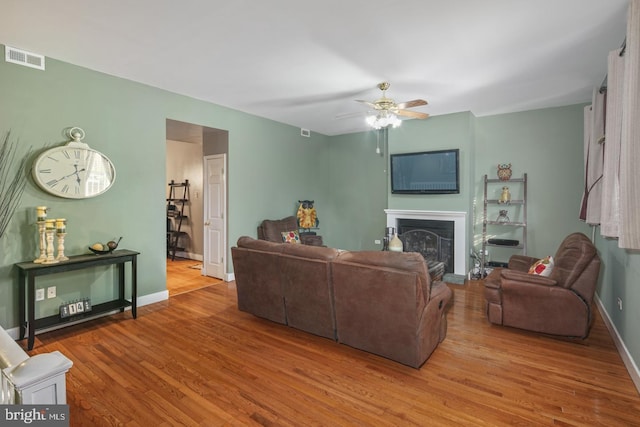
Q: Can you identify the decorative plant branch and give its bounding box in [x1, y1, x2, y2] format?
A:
[0, 131, 32, 240]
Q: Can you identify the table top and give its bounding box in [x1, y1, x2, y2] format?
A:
[16, 249, 140, 272]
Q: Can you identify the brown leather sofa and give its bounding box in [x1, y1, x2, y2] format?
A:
[231, 236, 453, 368]
[484, 232, 601, 338]
[257, 216, 323, 246]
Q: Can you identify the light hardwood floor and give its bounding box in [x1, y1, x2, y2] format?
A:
[27, 270, 640, 426]
[166, 257, 223, 296]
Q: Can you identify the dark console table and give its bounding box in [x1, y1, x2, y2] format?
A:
[16, 249, 139, 350]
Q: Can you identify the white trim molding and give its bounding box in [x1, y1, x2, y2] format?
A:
[595, 295, 640, 394]
[385, 209, 467, 275]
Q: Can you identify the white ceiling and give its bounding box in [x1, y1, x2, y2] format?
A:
[1, 0, 629, 136]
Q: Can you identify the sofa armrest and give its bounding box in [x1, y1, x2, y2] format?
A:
[430, 281, 451, 307]
[500, 269, 558, 287]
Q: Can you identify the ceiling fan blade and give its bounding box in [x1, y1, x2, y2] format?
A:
[335, 111, 367, 120]
[397, 109, 430, 119]
[355, 99, 377, 109]
[396, 99, 428, 109]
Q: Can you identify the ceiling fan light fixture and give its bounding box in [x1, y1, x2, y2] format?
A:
[366, 112, 401, 129]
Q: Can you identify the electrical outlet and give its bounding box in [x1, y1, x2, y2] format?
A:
[374, 239, 381, 244]
[47, 286, 56, 299]
[617, 297, 623, 311]
[35, 288, 45, 301]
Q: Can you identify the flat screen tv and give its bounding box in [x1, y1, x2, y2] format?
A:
[390, 149, 460, 194]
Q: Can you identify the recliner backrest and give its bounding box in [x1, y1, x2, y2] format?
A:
[257, 216, 298, 242]
[550, 233, 599, 291]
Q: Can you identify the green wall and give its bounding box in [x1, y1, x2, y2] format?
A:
[324, 131, 387, 250]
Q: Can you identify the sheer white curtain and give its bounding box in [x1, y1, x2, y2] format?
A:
[619, 0, 640, 249]
[582, 89, 605, 226]
[600, 48, 624, 238]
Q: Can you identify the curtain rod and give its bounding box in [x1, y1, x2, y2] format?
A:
[599, 38, 627, 93]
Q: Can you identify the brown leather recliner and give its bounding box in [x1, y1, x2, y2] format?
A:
[257, 216, 322, 246]
[484, 232, 601, 338]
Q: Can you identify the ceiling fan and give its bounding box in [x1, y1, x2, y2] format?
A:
[356, 82, 429, 129]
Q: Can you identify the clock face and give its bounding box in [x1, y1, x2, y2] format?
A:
[33, 145, 116, 199]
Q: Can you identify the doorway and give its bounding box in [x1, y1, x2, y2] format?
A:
[166, 119, 229, 293]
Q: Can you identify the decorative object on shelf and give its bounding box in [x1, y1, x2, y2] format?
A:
[88, 237, 121, 255]
[32, 127, 116, 199]
[388, 233, 404, 252]
[59, 298, 92, 319]
[296, 200, 319, 230]
[496, 210, 510, 223]
[43, 219, 59, 264]
[382, 226, 396, 251]
[36, 206, 47, 221]
[499, 186, 511, 204]
[487, 238, 520, 246]
[34, 206, 48, 263]
[55, 218, 68, 261]
[497, 163, 512, 181]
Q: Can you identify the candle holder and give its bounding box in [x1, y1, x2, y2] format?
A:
[34, 221, 47, 263]
[56, 232, 69, 261]
[43, 220, 59, 264]
[34, 206, 48, 263]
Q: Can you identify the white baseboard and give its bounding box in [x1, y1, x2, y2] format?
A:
[595, 295, 640, 394]
[226, 272, 235, 282]
[138, 290, 169, 306]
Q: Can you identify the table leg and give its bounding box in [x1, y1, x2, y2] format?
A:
[18, 271, 26, 340]
[118, 262, 125, 313]
[131, 255, 137, 319]
[27, 275, 35, 351]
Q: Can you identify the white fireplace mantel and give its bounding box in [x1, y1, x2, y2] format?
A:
[385, 209, 467, 276]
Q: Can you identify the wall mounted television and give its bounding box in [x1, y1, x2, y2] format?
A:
[390, 149, 460, 194]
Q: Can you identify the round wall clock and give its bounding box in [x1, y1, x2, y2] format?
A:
[32, 127, 116, 199]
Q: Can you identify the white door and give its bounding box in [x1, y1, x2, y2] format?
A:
[203, 154, 226, 279]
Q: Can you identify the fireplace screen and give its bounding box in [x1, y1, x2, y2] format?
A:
[397, 219, 454, 274]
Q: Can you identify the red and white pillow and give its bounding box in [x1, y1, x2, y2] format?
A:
[528, 256, 554, 276]
[281, 230, 301, 244]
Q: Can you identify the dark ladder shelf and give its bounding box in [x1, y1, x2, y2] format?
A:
[167, 179, 189, 261]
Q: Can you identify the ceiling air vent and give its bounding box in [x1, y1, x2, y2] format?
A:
[5, 46, 45, 70]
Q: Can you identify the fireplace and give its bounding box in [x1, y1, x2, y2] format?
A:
[385, 209, 467, 276]
[397, 219, 454, 274]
